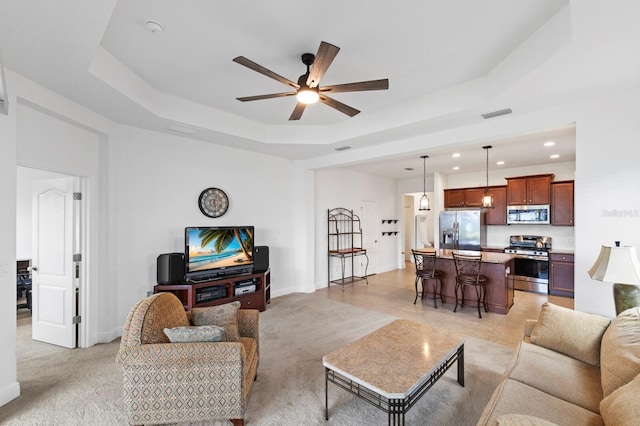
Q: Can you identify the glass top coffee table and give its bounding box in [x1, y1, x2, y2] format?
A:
[323, 319, 465, 425]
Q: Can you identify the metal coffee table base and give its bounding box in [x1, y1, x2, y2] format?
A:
[325, 344, 464, 425]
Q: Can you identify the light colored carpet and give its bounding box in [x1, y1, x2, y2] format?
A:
[2, 293, 514, 425]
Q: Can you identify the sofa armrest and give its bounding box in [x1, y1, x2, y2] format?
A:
[524, 319, 538, 338]
[116, 341, 246, 367]
[238, 309, 259, 353]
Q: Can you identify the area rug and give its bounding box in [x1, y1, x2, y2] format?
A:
[2, 293, 514, 425]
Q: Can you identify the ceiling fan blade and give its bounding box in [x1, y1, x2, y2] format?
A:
[319, 95, 360, 117]
[236, 92, 296, 102]
[306, 41, 340, 88]
[289, 102, 307, 121]
[233, 56, 299, 89]
[320, 79, 389, 94]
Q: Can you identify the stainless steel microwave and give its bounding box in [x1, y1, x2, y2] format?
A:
[507, 205, 550, 225]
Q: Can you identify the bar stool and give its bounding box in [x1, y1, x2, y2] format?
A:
[411, 249, 445, 308]
[452, 252, 488, 318]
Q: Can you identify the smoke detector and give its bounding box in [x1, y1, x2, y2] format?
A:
[144, 20, 164, 34]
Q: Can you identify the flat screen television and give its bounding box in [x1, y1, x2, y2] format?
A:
[185, 226, 254, 281]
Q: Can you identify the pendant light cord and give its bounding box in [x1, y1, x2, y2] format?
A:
[421, 155, 429, 195]
[483, 145, 492, 192]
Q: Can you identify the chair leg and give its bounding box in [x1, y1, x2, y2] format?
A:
[432, 278, 438, 309]
[473, 284, 482, 318]
[482, 284, 489, 312]
[231, 420, 244, 426]
[440, 278, 446, 303]
[453, 282, 461, 312]
[413, 276, 420, 304]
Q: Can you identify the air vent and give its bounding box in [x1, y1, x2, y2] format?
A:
[334, 146, 351, 151]
[164, 122, 199, 135]
[481, 108, 512, 119]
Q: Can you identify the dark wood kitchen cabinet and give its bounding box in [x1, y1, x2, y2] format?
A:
[444, 187, 485, 208]
[506, 174, 554, 205]
[550, 252, 574, 297]
[485, 186, 507, 225]
[551, 180, 574, 226]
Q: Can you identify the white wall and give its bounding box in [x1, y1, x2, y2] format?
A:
[315, 168, 399, 288]
[574, 88, 640, 317]
[0, 77, 18, 407]
[112, 125, 300, 326]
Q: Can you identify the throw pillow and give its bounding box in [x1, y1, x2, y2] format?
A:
[192, 301, 241, 342]
[600, 306, 640, 396]
[163, 325, 227, 343]
[496, 414, 558, 426]
[600, 372, 640, 424]
[530, 302, 611, 366]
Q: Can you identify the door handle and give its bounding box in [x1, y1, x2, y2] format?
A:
[31, 266, 38, 272]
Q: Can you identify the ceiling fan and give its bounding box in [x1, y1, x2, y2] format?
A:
[233, 41, 389, 121]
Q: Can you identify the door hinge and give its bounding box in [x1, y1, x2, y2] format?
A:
[72, 315, 82, 324]
[73, 254, 82, 262]
[73, 192, 82, 200]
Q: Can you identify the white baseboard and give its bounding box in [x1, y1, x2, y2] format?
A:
[96, 327, 121, 344]
[0, 381, 20, 407]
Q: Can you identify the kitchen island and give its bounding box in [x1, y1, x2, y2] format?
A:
[415, 249, 515, 315]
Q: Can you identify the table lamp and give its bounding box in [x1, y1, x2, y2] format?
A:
[588, 241, 640, 315]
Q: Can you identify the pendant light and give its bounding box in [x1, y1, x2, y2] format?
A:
[419, 155, 431, 211]
[482, 145, 494, 208]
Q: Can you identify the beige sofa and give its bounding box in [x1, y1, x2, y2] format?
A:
[116, 292, 259, 426]
[478, 303, 640, 426]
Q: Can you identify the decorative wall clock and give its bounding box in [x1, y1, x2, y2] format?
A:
[198, 187, 229, 218]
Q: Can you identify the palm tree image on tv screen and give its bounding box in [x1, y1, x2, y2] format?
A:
[188, 227, 254, 273]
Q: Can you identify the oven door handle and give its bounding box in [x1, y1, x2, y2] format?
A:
[511, 255, 548, 261]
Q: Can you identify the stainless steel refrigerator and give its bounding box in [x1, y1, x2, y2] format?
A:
[439, 210, 487, 250]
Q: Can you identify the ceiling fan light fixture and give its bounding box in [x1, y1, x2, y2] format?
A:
[296, 88, 319, 104]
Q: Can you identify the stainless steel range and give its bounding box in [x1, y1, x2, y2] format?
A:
[504, 235, 552, 294]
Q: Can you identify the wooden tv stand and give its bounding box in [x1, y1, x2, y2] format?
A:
[154, 269, 270, 312]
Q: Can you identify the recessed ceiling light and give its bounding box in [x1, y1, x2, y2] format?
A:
[144, 20, 164, 33]
[496, 161, 505, 165]
[452, 166, 460, 170]
[544, 141, 555, 147]
[452, 153, 461, 158]
[404, 167, 414, 171]
[550, 154, 560, 159]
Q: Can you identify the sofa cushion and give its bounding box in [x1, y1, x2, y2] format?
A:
[496, 414, 558, 426]
[192, 301, 241, 342]
[163, 325, 227, 343]
[600, 307, 640, 397]
[507, 341, 602, 413]
[600, 372, 640, 424]
[477, 378, 604, 426]
[530, 302, 610, 367]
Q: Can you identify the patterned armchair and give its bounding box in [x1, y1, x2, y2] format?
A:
[116, 292, 259, 426]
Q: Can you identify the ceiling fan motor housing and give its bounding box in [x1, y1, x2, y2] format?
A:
[301, 53, 315, 67]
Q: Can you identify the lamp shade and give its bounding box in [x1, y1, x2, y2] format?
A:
[588, 245, 640, 284]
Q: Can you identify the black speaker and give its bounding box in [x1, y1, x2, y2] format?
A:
[253, 246, 269, 273]
[157, 253, 185, 285]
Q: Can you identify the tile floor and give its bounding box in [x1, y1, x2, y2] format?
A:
[317, 263, 573, 349]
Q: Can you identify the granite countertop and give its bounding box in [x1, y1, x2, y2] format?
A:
[414, 248, 515, 264]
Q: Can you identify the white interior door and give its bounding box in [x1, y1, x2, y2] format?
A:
[32, 177, 77, 348]
[360, 200, 378, 276]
